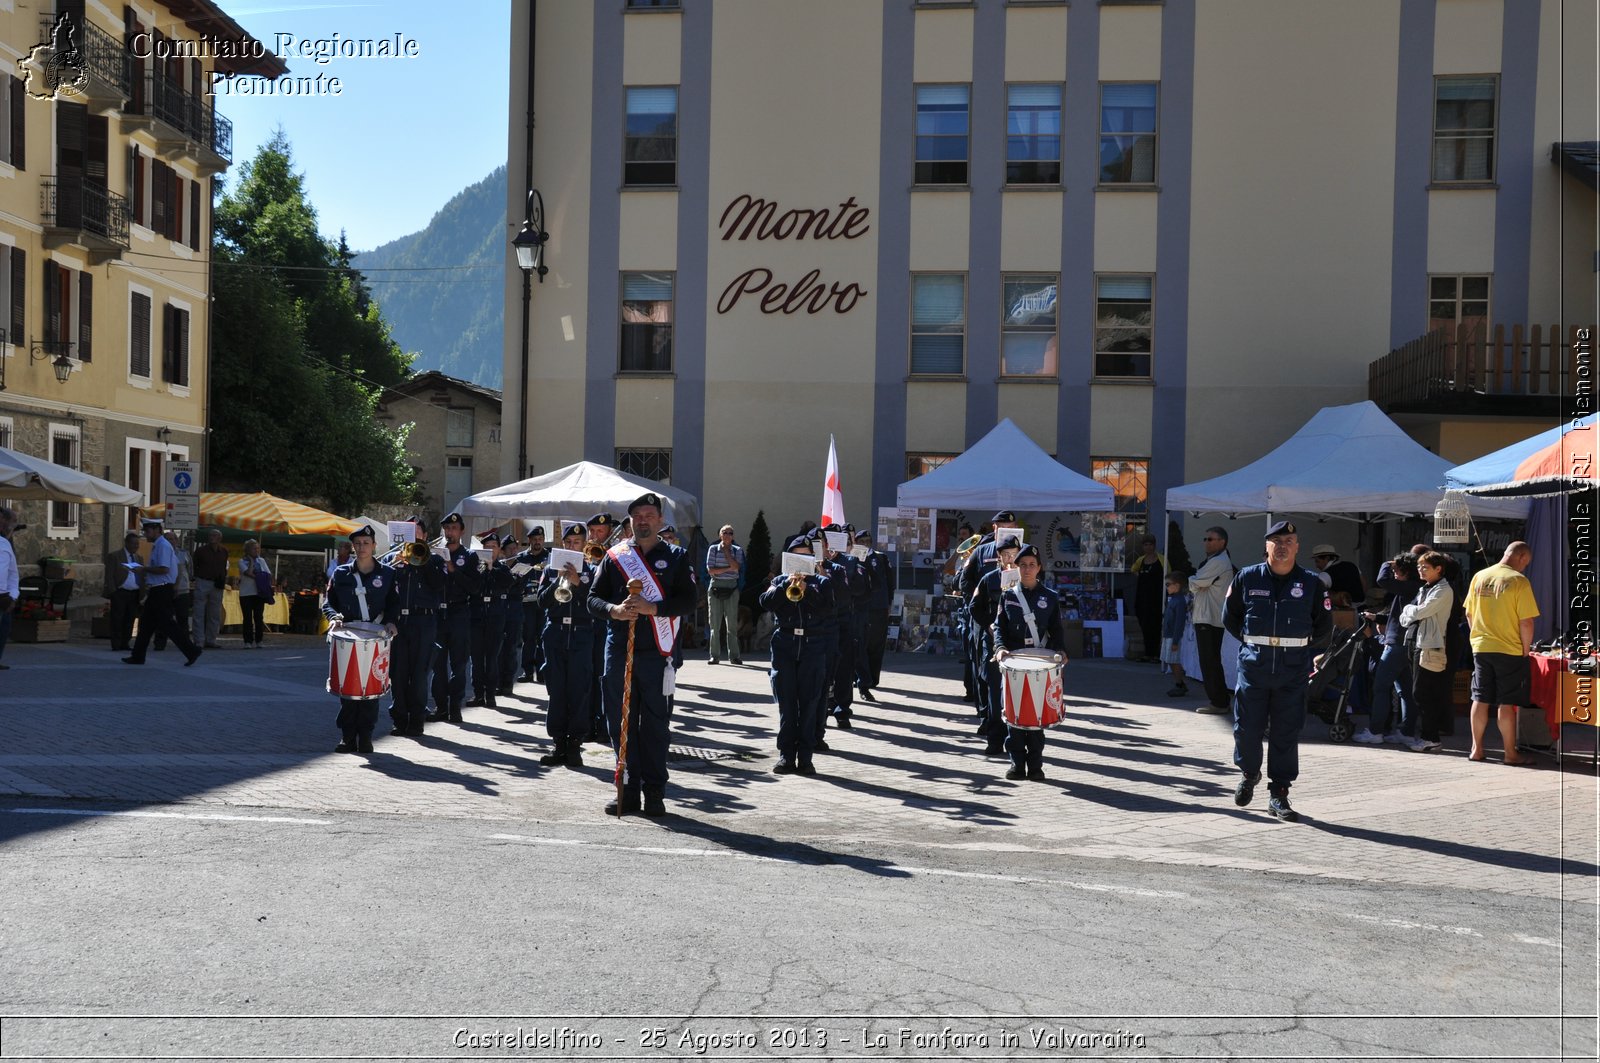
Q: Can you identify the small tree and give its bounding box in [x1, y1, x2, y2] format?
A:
[742, 510, 773, 614]
[1166, 518, 1196, 577]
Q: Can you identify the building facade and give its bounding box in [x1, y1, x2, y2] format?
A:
[504, 0, 1597, 549]
[378, 370, 503, 527]
[0, 0, 280, 583]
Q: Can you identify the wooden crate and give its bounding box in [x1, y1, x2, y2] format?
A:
[12, 618, 70, 643]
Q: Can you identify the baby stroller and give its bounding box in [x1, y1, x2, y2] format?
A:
[1307, 618, 1378, 743]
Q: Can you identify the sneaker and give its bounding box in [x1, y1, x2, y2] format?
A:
[1267, 791, 1299, 822]
[1383, 730, 1409, 745]
[1351, 728, 1384, 745]
[1234, 774, 1260, 807]
[708, 658, 719, 666]
[1417, 739, 1443, 753]
[1196, 704, 1230, 716]
[1404, 736, 1430, 752]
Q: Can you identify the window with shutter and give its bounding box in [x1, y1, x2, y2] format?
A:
[168, 306, 189, 386]
[9, 77, 23, 171]
[173, 180, 184, 243]
[129, 148, 144, 226]
[130, 291, 151, 378]
[126, 8, 146, 115]
[9, 248, 22, 345]
[151, 162, 168, 237]
[161, 303, 173, 381]
[43, 260, 59, 345]
[189, 181, 201, 250]
[78, 272, 92, 362]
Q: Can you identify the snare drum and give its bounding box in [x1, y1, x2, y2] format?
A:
[1000, 650, 1065, 730]
[328, 622, 393, 700]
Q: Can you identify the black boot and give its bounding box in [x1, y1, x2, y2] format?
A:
[565, 742, 584, 768]
[539, 741, 566, 766]
[448, 701, 464, 723]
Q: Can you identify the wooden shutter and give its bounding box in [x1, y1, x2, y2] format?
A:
[9, 247, 22, 345]
[77, 271, 92, 362]
[42, 259, 58, 344]
[126, 9, 145, 114]
[9, 77, 22, 171]
[160, 303, 172, 381]
[189, 180, 201, 250]
[128, 147, 144, 226]
[173, 307, 189, 385]
[151, 161, 168, 237]
[130, 291, 150, 377]
[167, 167, 180, 240]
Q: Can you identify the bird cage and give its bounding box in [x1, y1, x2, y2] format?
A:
[1433, 490, 1472, 545]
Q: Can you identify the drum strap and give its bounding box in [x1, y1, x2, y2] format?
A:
[1010, 585, 1042, 648]
[353, 574, 372, 623]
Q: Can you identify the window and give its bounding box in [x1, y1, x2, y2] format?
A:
[1, 75, 23, 169]
[445, 408, 475, 448]
[1433, 76, 1497, 183]
[129, 290, 151, 378]
[48, 424, 80, 537]
[1099, 83, 1158, 184]
[910, 274, 966, 375]
[1428, 275, 1490, 336]
[1001, 274, 1059, 376]
[1094, 275, 1152, 378]
[1092, 457, 1149, 537]
[42, 263, 72, 356]
[445, 455, 473, 504]
[915, 84, 970, 185]
[162, 303, 189, 386]
[1, 245, 21, 350]
[620, 271, 674, 373]
[625, 87, 678, 186]
[617, 448, 672, 485]
[125, 440, 189, 530]
[907, 453, 957, 479]
[1006, 84, 1062, 185]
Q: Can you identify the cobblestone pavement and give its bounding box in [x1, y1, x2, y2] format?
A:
[1, 635, 1595, 901]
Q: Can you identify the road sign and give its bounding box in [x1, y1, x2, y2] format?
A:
[166, 460, 200, 531]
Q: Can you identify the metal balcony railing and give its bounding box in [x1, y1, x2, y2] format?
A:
[35, 13, 130, 98]
[41, 176, 131, 248]
[136, 74, 233, 162]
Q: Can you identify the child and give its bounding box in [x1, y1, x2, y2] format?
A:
[1162, 573, 1191, 697]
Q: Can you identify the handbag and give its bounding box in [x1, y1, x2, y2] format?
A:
[1418, 647, 1448, 673]
[252, 565, 275, 601]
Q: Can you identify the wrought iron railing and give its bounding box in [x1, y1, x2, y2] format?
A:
[136, 74, 232, 162]
[41, 176, 131, 248]
[35, 13, 129, 97]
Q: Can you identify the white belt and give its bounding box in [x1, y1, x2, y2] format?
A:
[562, 617, 573, 625]
[793, 628, 805, 636]
[1244, 635, 1309, 648]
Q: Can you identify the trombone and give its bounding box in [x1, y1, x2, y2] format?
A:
[583, 520, 629, 564]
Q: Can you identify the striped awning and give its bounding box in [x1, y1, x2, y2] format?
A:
[143, 492, 361, 536]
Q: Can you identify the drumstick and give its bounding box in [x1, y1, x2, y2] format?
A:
[616, 577, 643, 816]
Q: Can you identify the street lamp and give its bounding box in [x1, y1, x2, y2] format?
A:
[30, 343, 74, 384]
[512, 189, 548, 282]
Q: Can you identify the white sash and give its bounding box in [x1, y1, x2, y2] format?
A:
[611, 541, 679, 659]
[1010, 583, 1043, 648]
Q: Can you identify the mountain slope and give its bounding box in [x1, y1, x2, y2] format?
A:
[357, 165, 508, 389]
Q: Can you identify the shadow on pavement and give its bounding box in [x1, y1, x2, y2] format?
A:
[1302, 818, 1600, 878]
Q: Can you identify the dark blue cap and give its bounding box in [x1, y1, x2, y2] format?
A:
[786, 535, 812, 552]
[348, 524, 375, 542]
[587, 512, 618, 528]
[1264, 520, 1297, 540]
[992, 510, 1017, 524]
[479, 531, 499, 545]
[996, 534, 1022, 552]
[440, 511, 464, 526]
[563, 523, 586, 539]
[628, 493, 663, 514]
[1017, 544, 1040, 562]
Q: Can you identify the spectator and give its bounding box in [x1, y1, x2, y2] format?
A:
[1353, 547, 1426, 746]
[1188, 527, 1234, 714]
[105, 530, 144, 652]
[1161, 572, 1191, 697]
[1399, 551, 1456, 753]
[0, 506, 18, 670]
[1309, 544, 1367, 607]
[154, 530, 194, 652]
[1464, 541, 1539, 766]
[705, 524, 745, 666]
[191, 529, 229, 649]
[238, 539, 271, 649]
[325, 541, 352, 583]
[1129, 535, 1169, 663]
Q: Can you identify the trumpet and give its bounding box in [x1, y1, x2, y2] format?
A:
[554, 580, 573, 604]
[399, 539, 430, 567]
[784, 573, 807, 602]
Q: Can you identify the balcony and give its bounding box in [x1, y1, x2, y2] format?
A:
[123, 74, 233, 174]
[32, 14, 129, 116]
[41, 176, 130, 263]
[1369, 322, 1596, 418]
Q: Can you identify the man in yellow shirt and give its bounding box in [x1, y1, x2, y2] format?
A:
[1463, 541, 1539, 766]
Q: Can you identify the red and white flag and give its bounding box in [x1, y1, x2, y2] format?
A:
[820, 435, 846, 529]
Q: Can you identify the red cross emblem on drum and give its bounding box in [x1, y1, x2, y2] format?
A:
[328, 623, 395, 700]
[1000, 651, 1065, 729]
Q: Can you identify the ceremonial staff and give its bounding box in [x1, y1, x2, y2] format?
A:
[616, 576, 643, 816]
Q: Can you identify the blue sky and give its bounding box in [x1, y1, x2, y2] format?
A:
[217, 1, 511, 252]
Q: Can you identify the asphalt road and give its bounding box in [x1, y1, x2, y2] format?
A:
[1, 804, 1593, 1061]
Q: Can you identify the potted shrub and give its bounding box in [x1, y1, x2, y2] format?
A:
[12, 600, 70, 642]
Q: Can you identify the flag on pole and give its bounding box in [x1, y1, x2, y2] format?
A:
[820, 435, 846, 529]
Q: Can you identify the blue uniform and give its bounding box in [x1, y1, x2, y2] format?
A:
[991, 579, 1067, 774]
[430, 543, 481, 720]
[537, 562, 596, 752]
[586, 539, 697, 801]
[970, 567, 1011, 744]
[386, 554, 446, 735]
[1223, 561, 1333, 792]
[512, 547, 550, 680]
[830, 554, 869, 722]
[469, 558, 516, 707]
[960, 536, 1006, 719]
[323, 559, 395, 748]
[759, 569, 835, 768]
[857, 548, 895, 695]
[814, 555, 846, 745]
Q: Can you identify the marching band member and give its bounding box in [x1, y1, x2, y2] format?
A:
[813, 530, 847, 751]
[829, 523, 871, 729]
[429, 512, 481, 724]
[584, 512, 621, 741]
[586, 494, 696, 817]
[991, 544, 1066, 781]
[322, 525, 396, 754]
[512, 525, 551, 683]
[494, 533, 524, 697]
[970, 534, 1024, 755]
[855, 528, 895, 703]
[467, 532, 515, 711]
[759, 535, 835, 776]
[388, 517, 446, 738]
[959, 511, 1024, 726]
[536, 523, 596, 767]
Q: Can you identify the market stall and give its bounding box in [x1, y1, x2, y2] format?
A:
[455, 461, 701, 531]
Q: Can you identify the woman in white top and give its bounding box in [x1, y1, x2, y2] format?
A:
[1399, 551, 1455, 753]
[237, 539, 271, 648]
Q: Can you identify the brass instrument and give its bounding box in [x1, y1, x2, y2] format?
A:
[554, 578, 574, 604]
[584, 520, 629, 564]
[784, 573, 807, 602]
[399, 539, 430, 567]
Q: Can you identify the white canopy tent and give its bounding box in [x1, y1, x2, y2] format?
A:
[455, 461, 702, 530]
[0, 445, 141, 505]
[896, 419, 1115, 512]
[1165, 401, 1525, 521]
